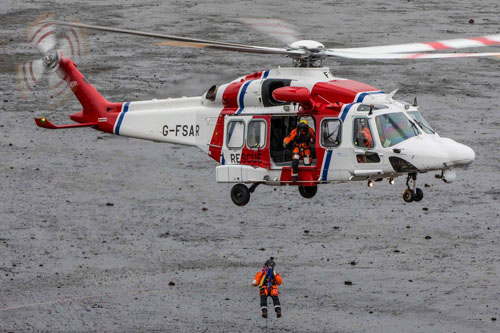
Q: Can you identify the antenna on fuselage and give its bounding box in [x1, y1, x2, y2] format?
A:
[413, 96, 418, 106]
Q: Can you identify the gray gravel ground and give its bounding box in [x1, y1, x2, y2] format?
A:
[1, 0, 499, 332]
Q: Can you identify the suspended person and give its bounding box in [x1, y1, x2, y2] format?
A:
[252, 257, 282, 318]
[283, 119, 315, 182]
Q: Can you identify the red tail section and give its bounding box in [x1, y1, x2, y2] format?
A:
[36, 56, 124, 133]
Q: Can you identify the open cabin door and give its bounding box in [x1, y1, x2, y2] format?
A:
[270, 115, 316, 168]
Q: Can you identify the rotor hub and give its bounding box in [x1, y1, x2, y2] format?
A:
[43, 50, 59, 69]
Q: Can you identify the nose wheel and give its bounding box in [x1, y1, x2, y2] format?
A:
[402, 173, 423, 203]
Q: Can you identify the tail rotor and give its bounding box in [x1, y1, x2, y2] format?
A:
[16, 14, 88, 107]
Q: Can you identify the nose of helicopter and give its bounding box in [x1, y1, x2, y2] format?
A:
[393, 136, 475, 171]
[439, 138, 475, 167]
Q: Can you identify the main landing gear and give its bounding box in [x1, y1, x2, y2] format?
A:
[298, 185, 317, 199]
[402, 173, 423, 203]
[230, 183, 261, 206]
[230, 183, 318, 206]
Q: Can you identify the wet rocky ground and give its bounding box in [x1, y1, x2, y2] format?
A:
[0, 0, 499, 332]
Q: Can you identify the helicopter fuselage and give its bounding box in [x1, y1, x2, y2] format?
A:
[37, 57, 475, 204]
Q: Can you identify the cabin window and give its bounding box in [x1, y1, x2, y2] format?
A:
[356, 152, 381, 163]
[247, 120, 266, 149]
[226, 120, 245, 149]
[353, 117, 374, 148]
[321, 119, 341, 147]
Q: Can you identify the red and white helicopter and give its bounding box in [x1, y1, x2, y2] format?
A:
[19, 16, 499, 206]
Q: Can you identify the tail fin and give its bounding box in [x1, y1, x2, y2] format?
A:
[48, 55, 123, 133]
[58, 56, 121, 120]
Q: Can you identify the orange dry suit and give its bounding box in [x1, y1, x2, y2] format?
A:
[284, 126, 315, 160]
[283, 124, 315, 180]
[361, 127, 373, 148]
[253, 267, 282, 297]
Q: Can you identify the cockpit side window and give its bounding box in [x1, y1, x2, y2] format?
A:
[353, 118, 374, 148]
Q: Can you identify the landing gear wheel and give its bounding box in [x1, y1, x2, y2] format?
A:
[414, 188, 424, 202]
[298, 185, 317, 199]
[402, 189, 415, 203]
[231, 184, 250, 206]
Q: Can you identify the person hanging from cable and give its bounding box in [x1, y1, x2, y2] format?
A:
[283, 119, 315, 182]
[252, 257, 282, 318]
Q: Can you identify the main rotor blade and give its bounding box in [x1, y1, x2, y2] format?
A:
[324, 50, 500, 59]
[237, 18, 300, 46]
[155, 40, 303, 55]
[330, 34, 500, 54]
[53, 21, 303, 56]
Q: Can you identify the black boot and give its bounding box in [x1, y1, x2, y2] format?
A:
[262, 308, 268, 318]
[276, 308, 281, 318]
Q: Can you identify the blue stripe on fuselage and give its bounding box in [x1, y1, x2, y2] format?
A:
[115, 102, 130, 135]
[356, 91, 385, 103]
[235, 80, 253, 115]
[227, 80, 254, 142]
[340, 103, 354, 122]
[321, 150, 333, 181]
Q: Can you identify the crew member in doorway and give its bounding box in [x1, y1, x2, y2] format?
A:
[283, 119, 315, 182]
[252, 257, 282, 318]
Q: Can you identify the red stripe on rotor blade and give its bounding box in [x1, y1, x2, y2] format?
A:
[468, 37, 500, 46]
[64, 35, 75, 58]
[35, 31, 55, 46]
[29, 61, 38, 85]
[22, 64, 34, 91]
[406, 54, 426, 59]
[423, 41, 452, 50]
[28, 23, 53, 42]
[69, 28, 81, 56]
[51, 84, 69, 99]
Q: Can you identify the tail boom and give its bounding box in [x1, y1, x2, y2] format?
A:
[37, 55, 124, 133]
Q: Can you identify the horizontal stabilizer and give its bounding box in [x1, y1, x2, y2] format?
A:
[35, 117, 98, 129]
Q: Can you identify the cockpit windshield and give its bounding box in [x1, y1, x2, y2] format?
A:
[375, 112, 419, 147]
[408, 111, 435, 134]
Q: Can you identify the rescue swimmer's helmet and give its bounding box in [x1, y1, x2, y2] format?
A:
[265, 257, 275, 268]
[297, 119, 309, 134]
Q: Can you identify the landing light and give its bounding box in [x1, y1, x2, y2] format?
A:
[367, 180, 374, 188]
[389, 178, 395, 185]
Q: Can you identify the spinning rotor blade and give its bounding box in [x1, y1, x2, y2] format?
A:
[324, 50, 500, 59]
[26, 13, 56, 54]
[53, 21, 304, 57]
[15, 59, 45, 98]
[330, 34, 500, 54]
[17, 14, 89, 109]
[59, 24, 88, 59]
[237, 18, 300, 46]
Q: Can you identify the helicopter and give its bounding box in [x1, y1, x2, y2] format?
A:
[18, 16, 499, 206]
